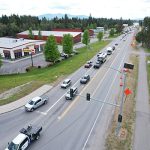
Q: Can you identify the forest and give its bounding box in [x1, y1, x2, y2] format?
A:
[0, 14, 133, 37]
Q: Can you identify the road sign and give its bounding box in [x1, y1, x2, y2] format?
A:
[124, 63, 134, 70]
[23, 49, 31, 52]
[124, 88, 132, 96]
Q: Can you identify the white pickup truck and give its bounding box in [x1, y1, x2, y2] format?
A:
[6, 125, 42, 150]
[25, 96, 49, 112]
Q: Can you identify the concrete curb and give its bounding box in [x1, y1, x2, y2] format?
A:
[0, 84, 52, 115]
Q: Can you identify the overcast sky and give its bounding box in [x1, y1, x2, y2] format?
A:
[0, 0, 150, 19]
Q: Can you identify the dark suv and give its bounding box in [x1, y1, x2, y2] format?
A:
[93, 61, 102, 69]
[65, 87, 78, 100]
[80, 75, 90, 84]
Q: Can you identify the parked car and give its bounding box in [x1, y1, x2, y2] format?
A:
[61, 79, 71, 88]
[84, 61, 93, 68]
[25, 96, 48, 112]
[115, 43, 118, 46]
[60, 53, 68, 59]
[72, 50, 79, 54]
[65, 87, 78, 100]
[80, 74, 90, 84]
[93, 61, 102, 69]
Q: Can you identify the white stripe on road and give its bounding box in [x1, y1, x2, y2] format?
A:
[82, 41, 128, 150]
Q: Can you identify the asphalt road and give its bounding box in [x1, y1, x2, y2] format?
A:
[0, 32, 133, 150]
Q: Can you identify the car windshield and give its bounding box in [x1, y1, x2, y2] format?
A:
[83, 76, 87, 79]
[28, 100, 34, 105]
[8, 142, 19, 150]
[63, 81, 67, 84]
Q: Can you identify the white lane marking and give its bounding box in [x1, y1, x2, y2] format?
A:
[82, 40, 128, 150]
[44, 44, 116, 114]
[35, 110, 47, 115]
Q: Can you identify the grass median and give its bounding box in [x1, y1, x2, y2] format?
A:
[105, 54, 139, 150]
[146, 56, 150, 103]
[0, 40, 110, 105]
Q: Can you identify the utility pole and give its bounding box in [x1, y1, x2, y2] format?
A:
[115, 71, 127, 135]
[30, 52, 33, 67]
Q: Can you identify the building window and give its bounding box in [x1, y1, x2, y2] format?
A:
[4, 52, 11, 59]
[24, 52, 29, 56]
[14, 52, 22, 59]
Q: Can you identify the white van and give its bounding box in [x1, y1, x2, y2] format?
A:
[106, 47, 113, 55]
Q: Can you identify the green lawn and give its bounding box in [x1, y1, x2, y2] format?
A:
[147, 56, 150, 101]
[0, 40, 110, 105]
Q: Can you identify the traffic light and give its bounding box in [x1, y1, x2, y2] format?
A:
[70, 88, 73, 98]
[86, 93, 90, 101]
[118, 114, 122, 123]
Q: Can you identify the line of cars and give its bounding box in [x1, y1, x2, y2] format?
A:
[5, 42, 119, 149]
[60, 44, 118, 101]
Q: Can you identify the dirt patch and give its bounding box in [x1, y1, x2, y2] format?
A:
[0, 82, 32, 99]
[105, 54, 138, 150]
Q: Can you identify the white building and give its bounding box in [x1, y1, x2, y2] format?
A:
[0, 37, 45, 60]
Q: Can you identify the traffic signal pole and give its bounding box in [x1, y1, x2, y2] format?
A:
[115, 72, 127, 136]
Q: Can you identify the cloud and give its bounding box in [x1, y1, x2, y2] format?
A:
[0, 0, 149, 19]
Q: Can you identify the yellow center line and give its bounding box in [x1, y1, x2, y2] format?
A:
[58, 69, 103, 120]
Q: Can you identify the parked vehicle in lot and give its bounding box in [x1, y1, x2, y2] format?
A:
[60, 53, 68, 59]
[72, 50, 79, 54]
[25, 96, 48, 112]
[61, 79, 72, 88]
[65, 87, 78, 100]
[97, 52, 107, 63]
[93, 61, 102, 69]
[80, 74, 90, 84]
[6, 125, 42, 150]
[84, 61, 93, 68]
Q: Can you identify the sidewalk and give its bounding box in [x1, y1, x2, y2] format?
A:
[0, 84, 52, 115]
[133, 48, 150, 150]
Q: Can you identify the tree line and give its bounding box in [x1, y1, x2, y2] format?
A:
[44, 29, 99, 63]
[0, 14, 133, 37]
[136, 17, 150, 48]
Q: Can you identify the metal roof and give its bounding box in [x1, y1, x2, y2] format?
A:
[0, 37, 45, 49]
[18, 30, 81, 37]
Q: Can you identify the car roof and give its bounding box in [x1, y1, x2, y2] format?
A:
[12, 133, 27, 144]
[64, 79, 70, 82]
[31, 96, 41, 102]
[84, 74, 89, 77]
[71, 87, 77, 90]
[107, 47, 112, 50]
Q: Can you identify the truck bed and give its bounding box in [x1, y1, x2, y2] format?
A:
[20, 125, 42, 137]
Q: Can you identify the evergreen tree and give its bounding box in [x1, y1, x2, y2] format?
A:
[44, 35, 60, 63]
[28, 27, 34, 39]
[109, 28, 115, 37]
[62, 34, 73, 55]
[38, 29, 42, 40]
[97, 32, 103, 42]
[82, 29, 90, 46]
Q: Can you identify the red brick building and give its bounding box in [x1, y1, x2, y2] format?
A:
[17, 30, 82, 44]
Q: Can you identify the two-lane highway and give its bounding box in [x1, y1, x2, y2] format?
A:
[0, 32, 133, 150]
